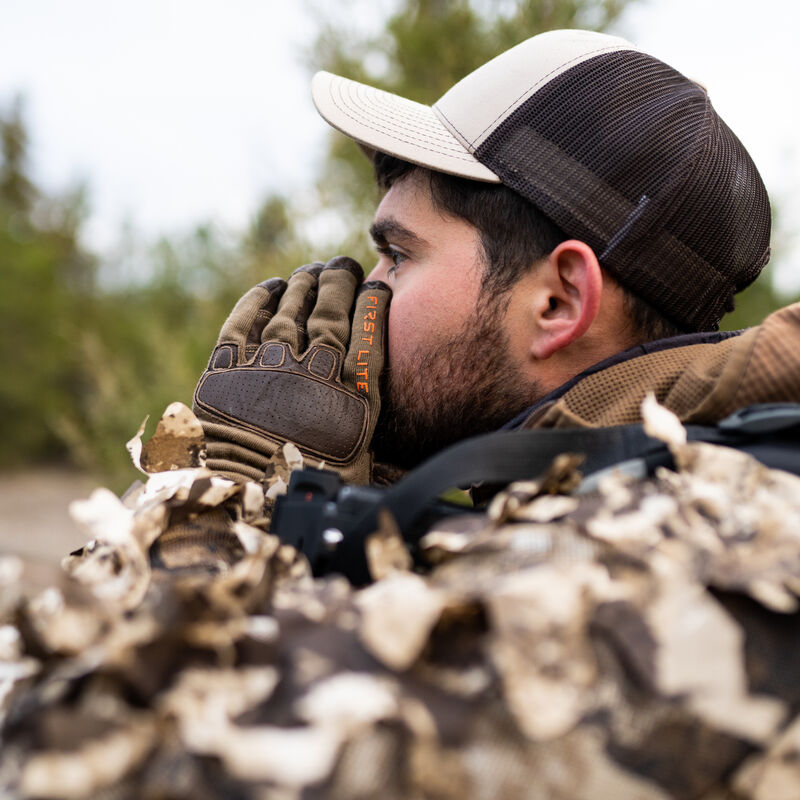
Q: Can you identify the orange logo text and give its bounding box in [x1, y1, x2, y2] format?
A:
[356, 296, 379, 394]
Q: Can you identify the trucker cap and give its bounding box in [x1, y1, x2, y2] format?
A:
[311, 29, 771, 331]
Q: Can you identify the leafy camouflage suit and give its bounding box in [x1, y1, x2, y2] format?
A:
[3, 308, 800, 799]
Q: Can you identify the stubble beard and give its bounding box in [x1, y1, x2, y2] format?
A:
[372, 301, 546, 470]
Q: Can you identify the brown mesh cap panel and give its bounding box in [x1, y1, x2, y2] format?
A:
[476, 51, 771, 331]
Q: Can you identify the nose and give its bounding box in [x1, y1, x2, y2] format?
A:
[365, 261, 388, 283]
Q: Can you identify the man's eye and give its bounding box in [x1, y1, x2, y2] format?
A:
[378, 246, 408, 275]
[389, 248, 407, 267]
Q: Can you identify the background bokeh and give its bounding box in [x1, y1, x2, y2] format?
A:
[1, 0, 798, 496]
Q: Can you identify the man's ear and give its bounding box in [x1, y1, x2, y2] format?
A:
[529, 240, 602, 360]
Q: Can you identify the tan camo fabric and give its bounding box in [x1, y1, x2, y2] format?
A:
[527, 301, 800, 429]
[2, 396, 800, 799]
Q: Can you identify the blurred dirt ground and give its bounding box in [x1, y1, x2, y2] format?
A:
[0, 468, 97, 563]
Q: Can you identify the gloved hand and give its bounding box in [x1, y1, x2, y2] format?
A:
[193, 256, 391, 485]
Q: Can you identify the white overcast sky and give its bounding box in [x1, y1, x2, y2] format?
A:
[1, 0, 799, 289]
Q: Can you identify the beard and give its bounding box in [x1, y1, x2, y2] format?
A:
[372, 302, 546, 470]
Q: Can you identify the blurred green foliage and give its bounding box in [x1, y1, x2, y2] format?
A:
[1, 98, 312, 490]
[0, 98, 95, 469]
[1, 0, 795, 489]
[720, 267, 794, 331]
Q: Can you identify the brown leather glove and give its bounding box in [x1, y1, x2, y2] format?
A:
[193, 256, 391, 485]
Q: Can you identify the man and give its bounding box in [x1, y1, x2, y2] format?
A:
[146, 32, 800, 797]
[194, 28, 800, 487]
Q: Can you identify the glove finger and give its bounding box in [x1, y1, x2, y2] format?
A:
[343, 280, 392, 406]
[306, 256, 364, 355]
[217, 277, 287, 361]
[246, 277, 289, 347]
[261, 262, 324, 352]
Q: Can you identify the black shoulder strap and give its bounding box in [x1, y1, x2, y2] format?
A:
[385, 425, 661, 532]
[274, 404, 800, 584]
[383, 402, 800, 536]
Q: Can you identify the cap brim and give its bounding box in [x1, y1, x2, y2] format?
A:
[311, 71, 500, 183]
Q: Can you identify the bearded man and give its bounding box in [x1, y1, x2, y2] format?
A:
[193, 28, 800, 487]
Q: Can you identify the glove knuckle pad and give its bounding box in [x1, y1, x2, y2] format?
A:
[195, 370, 368, 462]
[212, 345, 236, 370]
[258, 342, 286, 367]
[306, 347, 337, 380]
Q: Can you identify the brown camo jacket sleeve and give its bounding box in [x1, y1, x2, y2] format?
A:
[530, 302, 800, 429]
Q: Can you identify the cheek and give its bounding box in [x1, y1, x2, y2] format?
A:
[384, 278, 481, 367]
[385, 294, 426, 369]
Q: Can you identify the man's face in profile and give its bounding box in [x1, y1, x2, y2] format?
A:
[367, 173, 544, 468]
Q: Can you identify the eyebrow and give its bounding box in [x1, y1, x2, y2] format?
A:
[369, 218, 427, 250]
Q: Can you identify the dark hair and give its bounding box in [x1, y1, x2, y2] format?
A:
[373, 152, 684, 342]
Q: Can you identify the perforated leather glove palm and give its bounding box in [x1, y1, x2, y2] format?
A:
[193, 256, 391, 485]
